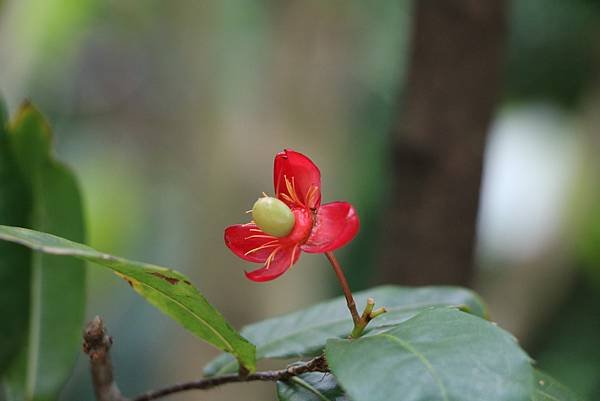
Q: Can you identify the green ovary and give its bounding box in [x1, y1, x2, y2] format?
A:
[252, 197, 295, 237]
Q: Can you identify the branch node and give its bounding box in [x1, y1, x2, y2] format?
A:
[83, 316, 128, 401]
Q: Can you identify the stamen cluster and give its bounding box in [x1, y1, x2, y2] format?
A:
[224, 149, 360, 282]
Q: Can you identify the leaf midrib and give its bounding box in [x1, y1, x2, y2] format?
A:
[132, 277, 234, 352]
[380, 333, 449, 401]
[25, 253, 43, 398]
[533, 389, 563, 401]
[0, 229, 242, 362]
[213, 303, 456, 375]
[289, 376, 333, 401]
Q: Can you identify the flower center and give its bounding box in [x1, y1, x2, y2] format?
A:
[281, 207, 313, 245]
[252, 196, 295, 237]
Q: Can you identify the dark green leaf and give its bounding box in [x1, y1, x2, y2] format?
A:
[0, 102, 31, 375]
[204, 286, 486, 376]
[0, 225, 256, 374]
[3, 103, 86, 401]
[277, 372, 349, 401]
[533, 370, 586, 401]
[326, 308, 534, 401]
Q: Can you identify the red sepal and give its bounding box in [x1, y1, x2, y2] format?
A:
[273, 149, 321, 209]
[224, 224, 280, 263]
[245, 245, 301, 282]
[301, 201, 359, 253]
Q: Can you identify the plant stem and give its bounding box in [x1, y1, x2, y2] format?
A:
[324, 251, 360, 325]
[84, 317, 328, 401]
[83, 317, 128, 401]
[132, 356, 328, 401]
[324, 252, 387, 338]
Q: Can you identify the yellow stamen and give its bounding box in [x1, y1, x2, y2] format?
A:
[289, 244, 298, 267]
[280, 193, 294, 203]
[284, 175, 303, 206]
[305, 185, 319, 208]
[264, 247, 280, 270]
[244, 234, 276, 240]
[284, 175, 294, 198]
[244, 240, 279, 256]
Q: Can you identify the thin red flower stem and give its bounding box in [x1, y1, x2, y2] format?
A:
[325, 251, 360, 326]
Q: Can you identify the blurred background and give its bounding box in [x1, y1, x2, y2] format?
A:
[0, 1, 599, 400]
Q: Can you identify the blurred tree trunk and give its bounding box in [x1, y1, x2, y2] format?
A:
[377, 0, 507, 286]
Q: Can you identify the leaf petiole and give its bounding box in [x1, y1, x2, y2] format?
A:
[324, 252, 386, 338]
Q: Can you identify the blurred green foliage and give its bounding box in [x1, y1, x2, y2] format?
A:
[0, 103, 86, 401]
[505, 0, 600, 108]
[0, 0, 599, 400]
[0, 100, 31, 375]
[532, 280, 600, 400]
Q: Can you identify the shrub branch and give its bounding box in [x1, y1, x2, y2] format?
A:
[83, 316, 128, 401]
[83, 317, 328, 401]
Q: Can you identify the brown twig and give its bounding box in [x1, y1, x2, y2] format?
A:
[83, 317, 328, 401]
[131, 356, 328, 401]
[83, 316, 129, 401]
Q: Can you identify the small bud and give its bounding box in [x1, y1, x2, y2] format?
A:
[252, 196, 295, 237]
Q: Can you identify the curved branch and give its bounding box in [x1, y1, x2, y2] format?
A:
[83, 317, 328, 401]
[131, 356, 328, 401]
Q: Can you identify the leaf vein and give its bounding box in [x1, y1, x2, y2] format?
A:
[289, 376, 334, 401]
[534, 389, 562, 401]
[214, 303, 456, 375]
[132, 278, 234, 352]
[380, 333, 449, 401]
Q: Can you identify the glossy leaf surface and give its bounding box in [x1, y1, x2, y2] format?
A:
[277, 372, 349, 401]
[326, 308, 534, 401]
[533, 370, 585, 401]
[0, 225, 256, 373]
[204, 286, 486, 376]
[0, 102, 31, 375]
[2, 104, 86, 401]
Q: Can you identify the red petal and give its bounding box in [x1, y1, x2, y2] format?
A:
[301, 202, 359, 253]
[273, 149, 321, 209]
[245, 245, 301, 282]
[224, 224, 281, 263]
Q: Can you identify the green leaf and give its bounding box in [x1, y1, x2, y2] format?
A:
[0, 103, 32, 376]
[277, 373, 349, 401]
[204, 286, 486, 376]
[0, 225, 256, 374]
[533, 370, 586, 401]
[0, 98, 7, 125]
[325, 308, 534, 401]
[3, 103, 86, 401]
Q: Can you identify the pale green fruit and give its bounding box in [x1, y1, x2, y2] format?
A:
[252, 196, 295, 237]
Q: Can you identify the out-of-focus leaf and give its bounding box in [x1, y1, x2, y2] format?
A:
[2, 103, 86, 401]
[326, 308, 533, 401]
[532, 279, 599, 400]
[533, 370, 586, 401]
[506, 0, 600, 107]
[277, 372, 348, 401]
[0, 225, 256, 374]
[0, 101, 32, 376]
[204, 286, 486, 376]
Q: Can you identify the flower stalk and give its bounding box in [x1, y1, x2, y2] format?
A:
[325, 252, 386, 338]
[325, 251, 360, 325]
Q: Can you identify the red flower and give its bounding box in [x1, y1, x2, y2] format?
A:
[224, 149, 360, 282]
